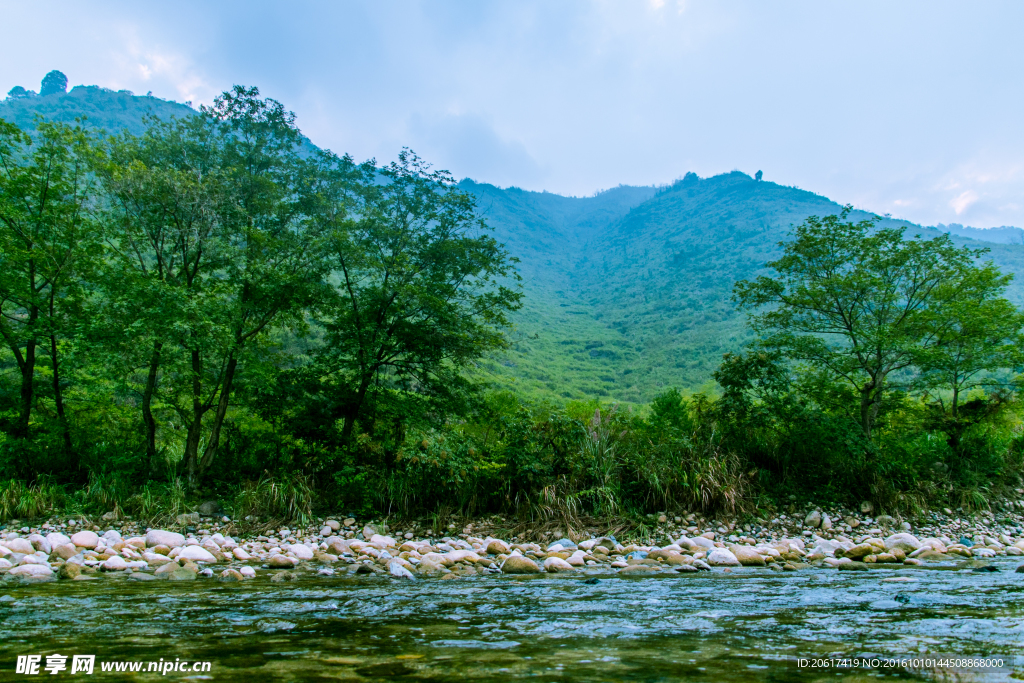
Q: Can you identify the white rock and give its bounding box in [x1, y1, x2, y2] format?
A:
[239, 566, 256, 578]
[232, 547, 252, 561]
[9, 564, 53, 577]
[0, 558, 11, 569]
[706, 548, 740, 566]
[70, 531, 99, 549]
[544, 556, 574, 572]
[45, 532, 71, 549]
[804, 510, 822, 528]
[884, 533, 922, 553]
[27, 534, 51, 555]
[177, 546, 217, 563]
[388, 560, 415, 579]
[289, 544, 314, 560]
[145, 530, 185, 549]
[102, 556, 128, 571]
[4, 538, 34, 554]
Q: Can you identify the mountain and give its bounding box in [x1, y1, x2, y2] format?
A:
[1, 85, 196, 136]
[935, 223, 1024, 245]
[6, 85, 1024, 404]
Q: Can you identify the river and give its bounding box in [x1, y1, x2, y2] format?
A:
[1, 559, 1021, 681]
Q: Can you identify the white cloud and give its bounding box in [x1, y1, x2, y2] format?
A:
[950, 190, 979, 216]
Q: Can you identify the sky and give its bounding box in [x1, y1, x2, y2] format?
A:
[2, 1, 1023, 228]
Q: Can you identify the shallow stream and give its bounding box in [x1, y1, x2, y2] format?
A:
[1, 559, 1022, 681]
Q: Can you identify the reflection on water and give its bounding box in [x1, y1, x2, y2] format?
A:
[1, 560, 1021, 681]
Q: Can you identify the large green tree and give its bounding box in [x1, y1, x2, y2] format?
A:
[734, 209, 991, 438]
[0, 119, 101, 453]
[319, 149, 522, 445]
[99, 112, 229, 474]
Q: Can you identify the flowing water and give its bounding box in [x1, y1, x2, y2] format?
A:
[1, 560, 1022, 681]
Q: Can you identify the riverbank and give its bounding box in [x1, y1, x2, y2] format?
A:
[3, 494, 1024, 582]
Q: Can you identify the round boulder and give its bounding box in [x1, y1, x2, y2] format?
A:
[70, 531, 99, 549]
[146, 530, 185, 549]
[501, 556, 541, 574]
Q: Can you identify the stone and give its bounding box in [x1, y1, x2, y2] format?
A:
[270, 571, 297, 582]
[731, 547, 766, 566]
[239, 566, 256, 578]
[691, 559, 712, 571]
[343, 518, 356, 527]
[388, 560, 415, 579]
[320, 527, 333, 537]
[289, 544, 314, 560]
[166, 566, 197, 581]
[70, 531, 99, 549]
[101, 556, 128, 571]
[845, 517, 860, 529]
[486, 539, 510, 555]
[362, 525, 378, 539]
[219, 569, 244, 581]
[232, 547, 252, 561]
[146, 530, 185, 549]
[175, 513, 200, 526]
[547, 538, 578, 551]
[838, 562, 868, 571]
[268, 554, 295, 568]
[177, 546, 217, 563]
[45, 532, 71, 549]
[843, 544, 875, 560]
[543, 556, 574, 573]
[884, 533, 922, 553]
[706, 548, 740, 567]
[4, 538, 34, 554]
[804, 510, 822, 528]
[128, 572, 157, 581]
[59, 562, 81, 579]
[860, 501, 874, 514]
[618, 564, 656, 575]
[501, 556, 541, 574]
[27, 534, 51, 555]
[9, 564, 53, 578]
[820, 513, 833, 531]
[675, 564, 699, 573]
[197, 500, 219, 516]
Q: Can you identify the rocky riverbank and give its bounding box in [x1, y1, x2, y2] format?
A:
[3, 497, 1024, 582]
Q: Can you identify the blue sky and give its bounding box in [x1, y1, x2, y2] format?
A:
[2, 1, 1023, 228]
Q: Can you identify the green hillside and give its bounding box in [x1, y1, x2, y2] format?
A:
[6, 85, 1024, 404]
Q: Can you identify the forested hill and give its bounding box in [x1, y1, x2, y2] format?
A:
[464, 173, 1024, 403]
[5, 85, 1024, 403]
[0, 85, 195, 136]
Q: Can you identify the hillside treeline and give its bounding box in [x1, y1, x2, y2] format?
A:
[1, 87, 1022, 524]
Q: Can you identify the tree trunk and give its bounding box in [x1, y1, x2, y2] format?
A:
[49, 333, 73, 455]
[341, 376, 371, 444]
[859, 381, 876, 439]
[16, 337, 36, 439]
[199, 352, 238, 477]
[184, 348, 205, 489]
[143, 341, 163, 475]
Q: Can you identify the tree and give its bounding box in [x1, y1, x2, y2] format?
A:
[181, 86, 334, 486]
[734, 208, 988, 438]
[40, 71, 68, 97]
[914, 264, 1024, 447]
[319, 149, 522, 446]
[0, 119, 101, 452]
[755, 170, 763, 181]
[99, 112, 229, 474]
[7, 87, 31, 99]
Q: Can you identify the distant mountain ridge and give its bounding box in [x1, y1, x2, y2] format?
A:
[6, 85, 1024, 403]
[935, 223, 1024, 245]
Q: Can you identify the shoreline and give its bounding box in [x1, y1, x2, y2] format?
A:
[3, 495, 1024, 582]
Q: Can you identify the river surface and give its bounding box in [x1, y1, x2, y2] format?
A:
[1, 559, 1022, 681]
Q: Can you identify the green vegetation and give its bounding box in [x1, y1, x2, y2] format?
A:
[1, 82, 1023, 528]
